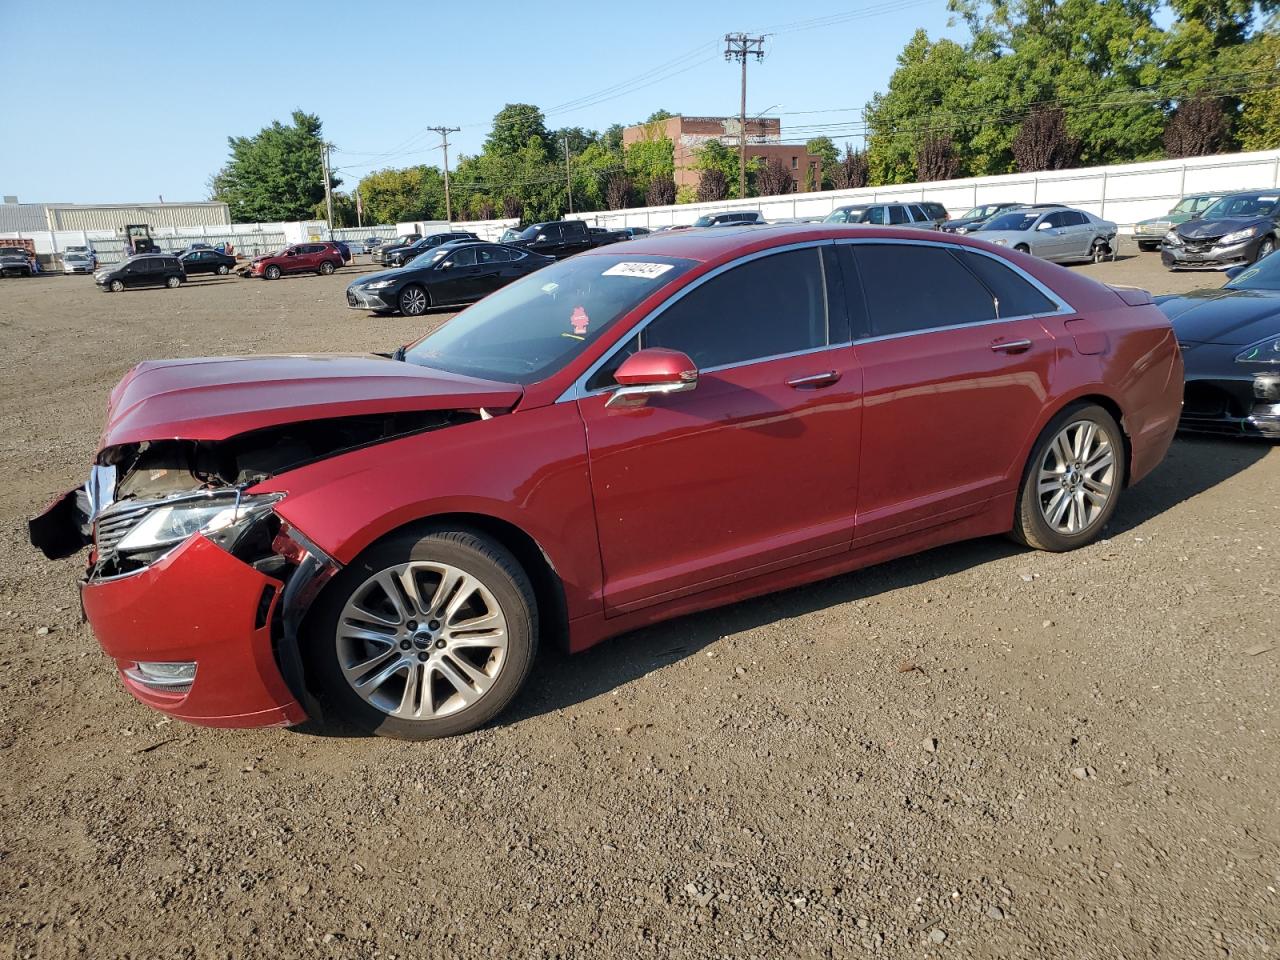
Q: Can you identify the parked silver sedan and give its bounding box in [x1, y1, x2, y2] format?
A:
[972, 206, 1117, 263]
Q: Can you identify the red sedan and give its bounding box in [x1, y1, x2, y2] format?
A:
[30, 226, 1183, 739]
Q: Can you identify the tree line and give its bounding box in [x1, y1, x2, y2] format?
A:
[210, 0, 1277, 225]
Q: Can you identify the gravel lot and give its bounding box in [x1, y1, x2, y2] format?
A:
[1, 242, 1277, 958]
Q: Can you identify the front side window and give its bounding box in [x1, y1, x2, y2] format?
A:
[853, 244, 995, 337]
[444, 247, 478, 267]
[405, 254, 696, 385]
[640, 247, 830, 370]
[865, 206, 888, 225]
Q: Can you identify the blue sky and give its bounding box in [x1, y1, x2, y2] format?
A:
[0, 0, 964, 203]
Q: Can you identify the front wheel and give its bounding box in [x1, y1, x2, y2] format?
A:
[216, 264, 230, 275]
[398, 284, 429, 316]
[264, 264, 281, 280]
[1011, 403, 1124, 552]
[1255, 236, 1276, 263]
[1091, 239, 1109, 263]
[109, 279, 124, 293]
[304, 527, 538, 740]
[318, 260, 336, 275]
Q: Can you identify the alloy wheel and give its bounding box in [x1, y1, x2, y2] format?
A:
[400, 286, 428, 316]
[1037, 419, 1116, 535]
[1258, 238, 1275, 262]
[335, 561, 509, 721]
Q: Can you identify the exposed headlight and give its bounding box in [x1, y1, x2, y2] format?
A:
[956, 227, 969, 234]
[1220, 226, 1259, 245]
[364, 279, 395, 290]
[116, 492, 283, 553]
[1236, 337, 1280, 364]
[990, 238, 1008, 246]
[1164, 231, 1183, 246]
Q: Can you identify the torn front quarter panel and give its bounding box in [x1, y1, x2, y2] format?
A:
[29, 487, 94, 560]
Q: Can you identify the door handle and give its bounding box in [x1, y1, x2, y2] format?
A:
[786, 370, 841, 388]
[991, 339, 1033, 354]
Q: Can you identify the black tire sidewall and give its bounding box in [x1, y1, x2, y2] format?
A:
[303, 527, 538, 739]
[1257, 237, 1275, 262]
[1014, 403, 1125, 552]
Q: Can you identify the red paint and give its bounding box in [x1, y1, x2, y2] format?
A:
[66, 226, 1183, 728]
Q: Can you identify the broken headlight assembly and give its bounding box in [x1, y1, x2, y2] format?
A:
[1235, 336, 1280, 364]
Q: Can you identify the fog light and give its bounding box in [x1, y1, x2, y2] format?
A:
[124, 660, 197, 693]
[1252, 375, 1280, 401]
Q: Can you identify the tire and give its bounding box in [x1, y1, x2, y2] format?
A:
[1091, 240, 1108, 264]
[398, 284, 429, 317]
[318, 260, 336, 275]
[1011, 403, 1125, 552]
[264, 264, 281, 280]
[1014, 243, 1031, 254]
[1255, 236, 1276, 263]
[166, 275, 181, 288]
[109, 279, 124, 293]
[1137, 241, 1158, 252]
[303, 526, 538, 740]
[216, 264, 230, 275]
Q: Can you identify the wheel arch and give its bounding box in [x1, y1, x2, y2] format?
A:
[1026, 390, 1132, 489]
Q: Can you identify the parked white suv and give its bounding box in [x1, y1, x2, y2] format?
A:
[824, 202, 946, 229]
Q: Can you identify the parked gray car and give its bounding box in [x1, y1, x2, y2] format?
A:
[972, 206, 1117, 263]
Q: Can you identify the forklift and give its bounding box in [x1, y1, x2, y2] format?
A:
[122, 224, 158, 256]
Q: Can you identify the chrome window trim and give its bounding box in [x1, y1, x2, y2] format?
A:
[556, 236, 1076, 402]
[557, 240, 838, 402]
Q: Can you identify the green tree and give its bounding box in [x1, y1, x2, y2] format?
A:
[691, 140, 758, 198]
[211, 110, 336, 222]
[1236, 28, 1280, 148]
[354, 166, 446, 224]
[805, 136, 840, 188]
[485, 103, 551, 157]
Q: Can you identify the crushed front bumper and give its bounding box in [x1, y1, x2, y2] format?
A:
[1161, 238, 1253, 270]
[81, 534, 307, 726]
[1180, 376, 1280, 439]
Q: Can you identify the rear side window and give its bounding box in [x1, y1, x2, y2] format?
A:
[562, 221, 586, 237]
[908, 205, 928, 222]
[1065, 211, 1089, 226]
[852, 244, 996, 337]
[955, 250, 1057, 318]
[888, 205, 910, 225]
[642, 248, 830, 369]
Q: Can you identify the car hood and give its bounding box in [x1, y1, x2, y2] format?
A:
[99, 354, 523, 449]
[1157, 288, 1280, 345]
[353, 267, 416, 285]
[1176, 216, 1268, 239]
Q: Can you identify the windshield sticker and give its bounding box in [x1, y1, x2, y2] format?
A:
[1261, 196, 1278, 203]
[570, 305, 590, 335]
[602, 261, 675, 280]
[541, 281, 559, 294]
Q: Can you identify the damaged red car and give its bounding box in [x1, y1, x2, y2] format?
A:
[30, 226, 1184, 739]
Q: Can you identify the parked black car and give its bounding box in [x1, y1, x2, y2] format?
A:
[693, 210, 765, 227]
[328, 239, 352, 264]
[506, 220, 625, 259]
[178, 249, 237, 276]
[371, 233, 423, 265]
[96, 254, 186, 292]
[940, 202, 1023, 234]
[345, 242, 553, 316]
[1161, 190, 1280, 271]
[1155, 251, 1280, 438]
[383, 231, 478, 267]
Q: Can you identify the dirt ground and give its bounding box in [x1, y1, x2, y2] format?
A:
[1, 242, 1277, 959]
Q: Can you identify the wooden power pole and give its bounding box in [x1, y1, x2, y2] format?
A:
[428, 126, 461, 222]
[724, 33, 765, 199]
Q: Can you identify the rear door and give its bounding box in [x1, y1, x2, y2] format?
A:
[559, 221, 592, 257]
[887, 205, 911, 228]
[843, 240, 1062, 544]
[577, 244, 862, 613]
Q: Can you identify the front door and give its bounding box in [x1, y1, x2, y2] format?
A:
[578, 245, 862, 614]
[434, 246, 483, 304]
[842, 241, 1061, 544]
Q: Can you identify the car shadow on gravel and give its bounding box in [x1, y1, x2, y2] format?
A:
[501, 434, 1270, 728]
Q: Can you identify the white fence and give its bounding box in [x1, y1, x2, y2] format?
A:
[566, 149, 1280, 233]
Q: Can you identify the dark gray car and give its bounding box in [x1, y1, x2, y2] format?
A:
[1160, 191, 1280, 271]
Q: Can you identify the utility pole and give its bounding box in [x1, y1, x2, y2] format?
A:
[724, 32, 765, 199]
[322, 143, 335, 228]
[428, 126, 461, 223]
[564, 136, 573, 215]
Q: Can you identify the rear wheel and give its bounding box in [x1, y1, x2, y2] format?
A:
[1011, 403, 1124, 552]
[1137, 241, 1159, 252]
[166, 275, 181, 288]
[398, 284, 429, 316]
[264, 264, 281, 280]
[1014, 243, 1031, 254]
[304, 527, 538, 740]
[319, 260, 336, 275]
[1091, 239, 1110, 263]
[1255, 236, 1276, 263]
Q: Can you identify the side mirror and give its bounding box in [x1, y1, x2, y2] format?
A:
[285, 250, 296, 257]
[1036, 221, 1053, 231]
[536, 234, 548, 242]
[606, 348, 699, 409]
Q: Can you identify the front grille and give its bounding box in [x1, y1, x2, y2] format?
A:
[94, 503, 150, 554]
[1183, 382, 1238, 418]
[1184, 236, 1222, 254]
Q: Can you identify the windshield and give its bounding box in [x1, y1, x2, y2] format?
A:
[1201, 193, 1280, 220]
[407, 248, 452, 269]
[981, 211, 1039, 232]
[823, 207, 868, 224]
[500, 229, 521, 242]
[692, 215, 717, 227]
[0, 247, 27, 256]
[516, 225, 544, 240]
[960, 204, 1003, 220]
[1226, 253, 1280, 291]
[405, 253, 697, 384]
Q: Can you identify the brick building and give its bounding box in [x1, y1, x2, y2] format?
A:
[622, 116, 822, 191]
